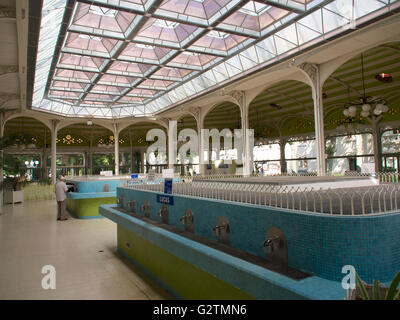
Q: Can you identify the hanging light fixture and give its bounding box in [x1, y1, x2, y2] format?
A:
[343, 54, 389, 119]
[375, 73, 392, 83]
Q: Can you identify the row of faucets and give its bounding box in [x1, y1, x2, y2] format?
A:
[118, 196, 281, 254]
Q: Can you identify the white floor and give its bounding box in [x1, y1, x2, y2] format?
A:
[0, 200, 171, 300]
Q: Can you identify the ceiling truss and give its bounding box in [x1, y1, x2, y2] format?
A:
[30, 0, 400, 118]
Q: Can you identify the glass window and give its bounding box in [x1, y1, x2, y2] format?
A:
[327, 133, 373, 157]
[253, 143, 280, 161]
[382, 130, 400, 154]
[285, 139, 316, 159]
[47, 154, 84, 166]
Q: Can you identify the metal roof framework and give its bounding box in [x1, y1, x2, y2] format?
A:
[31, 0, 400, 119]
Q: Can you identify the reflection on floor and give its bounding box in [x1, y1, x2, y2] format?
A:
[0, 200, 171, 300]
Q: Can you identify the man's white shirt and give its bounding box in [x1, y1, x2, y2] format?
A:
[55, 181, 68, 201]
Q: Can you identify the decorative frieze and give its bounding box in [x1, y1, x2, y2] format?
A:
[0, 94, 19, 108]
[0, 65, 18, 76]
[0, 7, 16, 19]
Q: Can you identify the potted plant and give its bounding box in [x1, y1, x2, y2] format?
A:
[2, 175, 26, 204]
[0, 134, 34, 208]
[1, 156, 28, 204]
[346, 271, 400, 300]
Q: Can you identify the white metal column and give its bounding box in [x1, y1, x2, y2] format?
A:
[140, 149, 145, 173]
[371, 118, 383, 173]
[50, 120, 58, 184]
[313, 82, 326, 176]
[229, 90, 252, 177]
[240, 97, 252, 177]
[89, 138, 93, 175]
[300, 63, 326, 176]
[241, 109, 251, 176]
[168, 120, 177, 170]
[197, 117, 204, 175]
[114, 125, 119, 175]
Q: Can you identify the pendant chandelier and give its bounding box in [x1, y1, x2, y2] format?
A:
[343, 54, 388, 118]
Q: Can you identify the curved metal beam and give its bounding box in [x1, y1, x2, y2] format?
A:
[327, 76, 361, 96]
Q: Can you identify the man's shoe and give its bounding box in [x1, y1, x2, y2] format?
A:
[60, 218, 68, 221]
[57, 218, 60, 221]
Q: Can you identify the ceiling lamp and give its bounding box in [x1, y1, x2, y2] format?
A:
[343, 54, 388, 119]
[375, 73, 392, 83]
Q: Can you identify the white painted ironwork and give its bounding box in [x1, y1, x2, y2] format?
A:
[126, 177, 400, 215]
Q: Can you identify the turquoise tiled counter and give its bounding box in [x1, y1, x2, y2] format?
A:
[99, 186, 400, 299]
[115, 187, 400, 283]
[65, 177, 180, 219]
[100, 205, 345, 300]
[66, 179, 123, 219]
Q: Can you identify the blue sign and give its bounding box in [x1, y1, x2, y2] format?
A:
[164, 178, 173, 194]
[131, 174, 138, 179]
[157, 194, 174, 205]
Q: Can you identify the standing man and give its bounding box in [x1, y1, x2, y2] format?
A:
[55, 175, 68, 221]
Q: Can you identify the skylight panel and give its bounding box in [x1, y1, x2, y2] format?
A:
[153, 19, 179, 29]
[208, 30, 230, 39]
[182, 51, 201, 56]
[78, 34, 103, 41]
[135, 43, 156, 49]
[239, 2, 271, 16]
[32, 0, 395, 118]
[89, 5, 118, 18]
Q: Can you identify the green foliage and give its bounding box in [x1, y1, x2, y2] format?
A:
[93, 153, 114, 166]
[355, 271, 400, 300]
[373, 280, 381, 300]
[325, 139, 336, 157]
[38, 178, 52, 185]
[355, 272, 369, 299]
[0, 175, 28, 191]
[386, 271, 400, 300]
[22, 183, 55, 201]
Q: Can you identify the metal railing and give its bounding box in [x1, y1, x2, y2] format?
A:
[126, 181, 400, 216]
[65, 174, 133, 181]
[192, 172, 400, 183]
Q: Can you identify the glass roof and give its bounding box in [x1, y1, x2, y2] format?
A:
[32, 0, 399, 118]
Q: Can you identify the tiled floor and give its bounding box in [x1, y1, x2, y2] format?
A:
[0, 200, 171, 300]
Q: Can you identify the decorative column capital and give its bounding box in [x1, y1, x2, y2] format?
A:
[188, 106, 201, 120]
[51, 119, 61, 132]
[228, 90, 245, 108]
[279, 137, 287, 146]
[157, 117, 170, 129]
[112, 122, 119, 135]
[298, 63, 318, 86]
